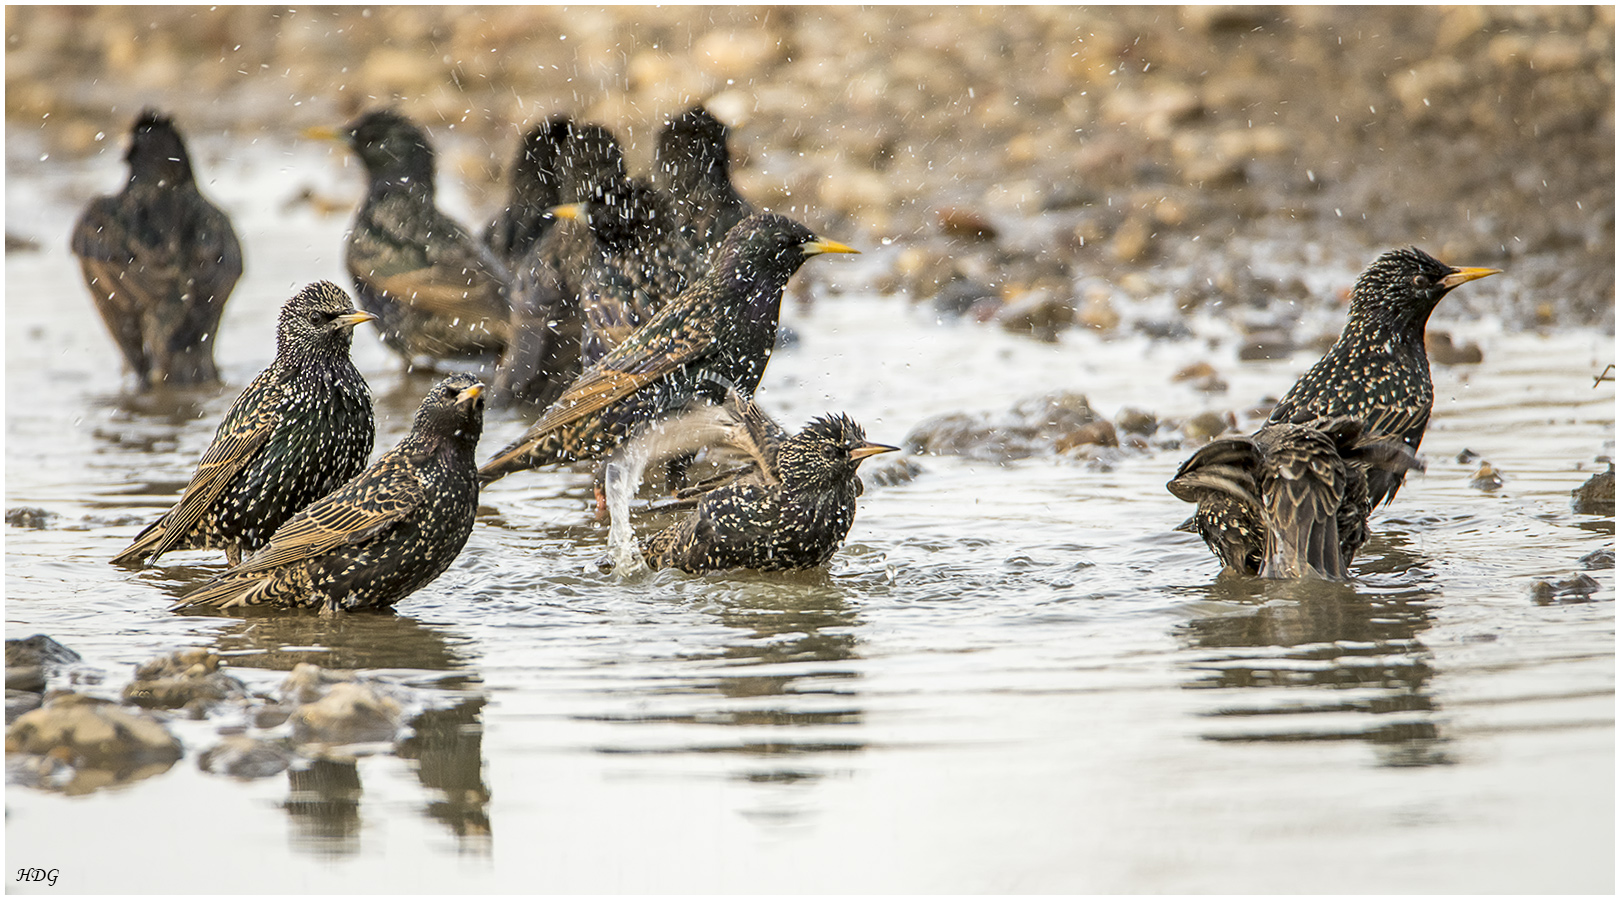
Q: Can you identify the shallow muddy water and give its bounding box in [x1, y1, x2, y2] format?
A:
[5, 136, 1614, 893]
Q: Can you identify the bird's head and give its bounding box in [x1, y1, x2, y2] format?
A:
[277, 281, 375, 357]
[414, 373, 486, 448]
[779, 414, 898, 488]
[125, 108, 195, 187]
[1350, 247, 1501, 327]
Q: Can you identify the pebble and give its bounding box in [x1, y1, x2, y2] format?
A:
[1237, 331, 1297, 361]
[6, 634, 80, 694]
[1577, 548, 1614, 570]
[862, 455, 925, 488]
[1530, 572, 1602, 605]
[290, 682, 404, 746]
[1115, 408, 1158, 436]
[121, 648, 248, 711]
[1470, 462, 1505, 491]
[1055, 420, 1119, 452]
[996, 289, 1074, 343]
[1182, 410, 1237, 443]
[198, 735, 295, 779]
[936, 206, 999, 242]
[903, 391, 1101, 462]
[1571, 464, 1615, 515]
[6, 692, 183, 769]
[1427, 331, 1485, 365]
[5, 507, 54, 528]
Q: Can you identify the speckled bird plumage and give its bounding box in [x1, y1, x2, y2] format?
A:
[1266, 247, 1499, 507]
[71, 109, 243, 389]
[495, 121, 630, 407]
[479, 212, 858, 482]
[176, 374, 485, 612]
[481, 116, 572, 268]
[653, 105, 756, 269]
[641, 401, 897, 573]
[335, 109, 511, 364]
[1169, 417, 1420, 579]
[112, 282, 375, 567]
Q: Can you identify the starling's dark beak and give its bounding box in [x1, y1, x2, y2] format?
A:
[301, 125, 347, 144]
[335, 310, 377, 329]
[850, 441, 899, 462]
[803, 237, 859, 257]
[550, 202, 586, 221]
[1440, 266, 1501, 289]
[456, 383, 484, 405]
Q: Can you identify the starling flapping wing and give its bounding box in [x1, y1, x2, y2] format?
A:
[177, 375, 486, 613]
[1265, 247, 1499, 507]
[640, 405, 897, 573]
[112, 282, 376, 568]
[479, 212, 858, 482]
[70, 109, 243, 389]
[314, 109, 511, 364]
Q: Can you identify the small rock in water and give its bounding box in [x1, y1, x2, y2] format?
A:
[904, 391, 1101, 462]
[198, 735, 295, 779]
[1470, 462, 1505, 491]
[5, 692, 183, 769]
[1115, 407, 1158, 436]
[997, 289, 1074, 343]
[1237, 330, 1297, 361]
[932, 277, 997, 321]
[1530, 572, 1602, 605]
[1577, 548, 1614, 570]
[1182, 410, 1236, 443]
[1171, 360, 1227, 393]
[121, 648, 248, 711]
[6, 634, 81, 693]
[7, 689, 43, 725]
[936, 206, 999, 241]
[5, 507, 54, 529]
[1426, 330, 1484, 365]
[1455, 448, 1481, 464]
[290, 682, 404, 746]
[862, 454, 925, 488]
[1571, 464, 1615, 515]
[1056, 419, 1119, 452]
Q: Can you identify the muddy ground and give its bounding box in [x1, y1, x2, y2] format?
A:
[6, 6, 1614, 332]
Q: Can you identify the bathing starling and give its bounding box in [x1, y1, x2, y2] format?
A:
[640, 400, 897, 573]
[1266, 247, 1499, 507]
[495, 122, 630, 407]
[313, 109, 511, 365]
[1168, 417, 1420, 579]
[653, 104, 755, 267]
[560, 180, 704, 366]
[176, 375, 485, 612]
[481, 115, 572, 268]
[70, 108, 243, 389]
[478, 213, 858, 483]
[112, 282, 376, 568]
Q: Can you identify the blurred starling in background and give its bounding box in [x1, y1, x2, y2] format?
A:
[653, 104, 756, 268]
[71, 108, 243, 389]
[113, 282, 375, 567]
[177, 374, 485, 612]
[481, 115, 572, 269]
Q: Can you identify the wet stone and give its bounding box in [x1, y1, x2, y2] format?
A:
[290, 682, 404, 746]
[1578, 548, 1614, 570]
[903, 391, 1100, 462]
[1182, 410, 1237, 443]
[861, 454, 925, 488]
[1470, 462, 1505, 491]
[121, 648, 248, 710]
[7, 689, 43, 725]
[1530, 572, 1602, 605]
[936, 206, 999, 241]
[1571, 464, 1615, 515]
[997, 289, 1074, 343]
[5, 692, 183, 769]
[1115, 407, 1158, 436]
[198, 735, 295, 779]
[6, 634, 81, 693]
[1427, 330, 1485, 365]
[1237, 330, 1297, 361]
[5, 507, 55, 529]
[1056, 419, 1119, 452]
[931, 277, 998, 321]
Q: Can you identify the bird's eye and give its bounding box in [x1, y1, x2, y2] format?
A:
[1413, 274, 1432, 289]
[307, 311, 325, 326]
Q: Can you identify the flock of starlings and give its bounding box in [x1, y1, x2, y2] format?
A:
[71, 105, 1499, 613]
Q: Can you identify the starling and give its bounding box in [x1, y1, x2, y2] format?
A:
[70, 109, 244, 389]
[112, 282, 376, 567]
[639, 396, 897, 573]
[481, 115, 572, 269]
[495, 122, 630, 406]
[312, 109, 511, 366]
[1266, 247, 1499, 507]
[653, 104, 756, 267]
[1168, 417, 1420, 579]
[176, 374, 486, 612]
[478, 212, 858, 483]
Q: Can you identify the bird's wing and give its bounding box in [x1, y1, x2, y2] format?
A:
[528, 312, 714, 434]
[112, 384, 280, 564]
[230, 452, 425, 573]
[1257, 426, 1346, 580]
[358, 204, 511, 322]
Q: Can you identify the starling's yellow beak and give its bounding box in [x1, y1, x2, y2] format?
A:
[850, 441, 899, 461]
[302, 125, 347, 144]
[550, 202, 586, 221]
[803, 237, 859, 256]
[335, 310, 377, 328]
[1440, 266, 1502, 289]
[456, 383, 484, 405]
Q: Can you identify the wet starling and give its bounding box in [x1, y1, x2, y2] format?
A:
[653, 104, 755, 267]
[313, 109, 511, 365]
[640, 398, 897, 573]
[559, 180, 704, 366]
[70, 109, 243, 389]
[176, 374, 486, 612]
[481, 115, 572, 268]
[479, 212, 858, 483]
[112, 282, 376, 568]
[1266, 247, 1499, 507]
[1168, 417, 1420, 579]
[495, 122, 630, 407]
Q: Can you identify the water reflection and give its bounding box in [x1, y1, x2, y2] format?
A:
[398, 697, 493, 851]
[1176, 538, 1449, 767]
[284, 757, 363, 857]
[201, 609, 477, 673]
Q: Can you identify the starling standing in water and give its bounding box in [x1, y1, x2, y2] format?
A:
[639, 395, 897, 573]
[311, 109, 511, 366]
[653, 104, 756, 268]
[481, 115, 572, 268]
[71, 109, 243, 389]
[1168, 417, 1420, 579]
[177, 374, 486, 613]
[478, 212, 858, 483]
[1266, 247, 1499, 507]
[112, 282, 375, 567]
[495, 121, 629, 406]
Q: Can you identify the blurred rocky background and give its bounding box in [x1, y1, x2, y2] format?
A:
[6, 6, 1614, 333]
